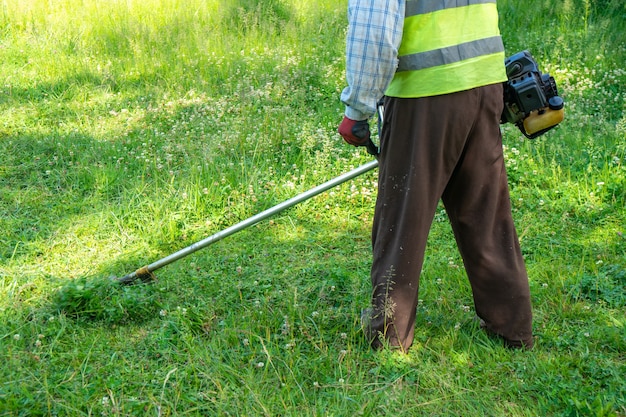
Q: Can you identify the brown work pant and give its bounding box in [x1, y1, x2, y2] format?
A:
[369, 83, 533, 350]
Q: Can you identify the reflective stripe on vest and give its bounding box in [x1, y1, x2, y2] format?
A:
[386, 0, 507, 98]
[405, 0, 497, 17]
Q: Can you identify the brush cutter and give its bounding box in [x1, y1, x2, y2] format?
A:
[114, 158, 378, 284]
[115, 103, 384, 285]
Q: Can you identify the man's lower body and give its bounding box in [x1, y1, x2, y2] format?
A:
[366, 83, 533, 351]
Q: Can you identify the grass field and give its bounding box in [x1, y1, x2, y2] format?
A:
[1, 0, 625, 415]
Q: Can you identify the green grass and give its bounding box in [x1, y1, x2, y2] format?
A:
[1, 0, 625, 415]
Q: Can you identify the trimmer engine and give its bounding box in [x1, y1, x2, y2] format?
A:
[501, 50, 564, 139]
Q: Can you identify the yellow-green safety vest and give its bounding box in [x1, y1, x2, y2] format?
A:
[386, 0, 507, 98]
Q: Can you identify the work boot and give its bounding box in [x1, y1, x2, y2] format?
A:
[360, 308, 375, 342]
[361, 307, 389, 349]
[477, 317, 534, 349]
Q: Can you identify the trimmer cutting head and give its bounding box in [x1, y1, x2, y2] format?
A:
[113, 267, 157, 285]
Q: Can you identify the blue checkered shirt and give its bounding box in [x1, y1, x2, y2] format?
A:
[340, 0, 405, 121]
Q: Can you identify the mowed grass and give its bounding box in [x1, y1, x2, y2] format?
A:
[1, 0, 625, 415]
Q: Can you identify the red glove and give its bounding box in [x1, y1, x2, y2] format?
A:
[338, 116, 370, 146]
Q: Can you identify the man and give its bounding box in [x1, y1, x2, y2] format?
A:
[338, 0, 534, 351]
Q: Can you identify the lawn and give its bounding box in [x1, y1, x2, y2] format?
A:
[1, 0, 624, 415]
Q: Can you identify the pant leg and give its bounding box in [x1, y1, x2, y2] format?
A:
[441, 84, 533, 348]
[369, 89, 489, 351]
[368, 84, 533, 350]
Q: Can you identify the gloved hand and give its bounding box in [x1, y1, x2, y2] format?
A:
[338, 116, 370, 146]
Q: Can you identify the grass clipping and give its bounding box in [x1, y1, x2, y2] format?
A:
[52, 275, 161, 324]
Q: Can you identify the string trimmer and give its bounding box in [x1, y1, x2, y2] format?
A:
[115, 158, 378, 285]
[114, 103, 384, 285]
[113, 100, 384, 285]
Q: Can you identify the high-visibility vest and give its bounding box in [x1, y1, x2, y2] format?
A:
[386, 0, 507, 98]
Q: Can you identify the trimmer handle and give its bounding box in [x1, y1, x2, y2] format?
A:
[364, 138, 379, 157]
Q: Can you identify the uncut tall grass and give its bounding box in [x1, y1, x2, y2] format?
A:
[1, 0, 625, 416]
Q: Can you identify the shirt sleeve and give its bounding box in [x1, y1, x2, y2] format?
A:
[340, 0, 405, 121]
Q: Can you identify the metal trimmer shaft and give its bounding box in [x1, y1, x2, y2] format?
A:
[115, 159, 379, 285]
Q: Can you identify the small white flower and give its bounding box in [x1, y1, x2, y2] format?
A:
[256, 362, 265, 368]
[159, 309, 168, 317]
[13, 334, 20, 341]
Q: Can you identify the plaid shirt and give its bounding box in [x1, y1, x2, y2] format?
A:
[340, 0, 405, 121]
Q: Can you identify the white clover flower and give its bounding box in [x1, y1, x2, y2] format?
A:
[13, 334, 20, 341]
